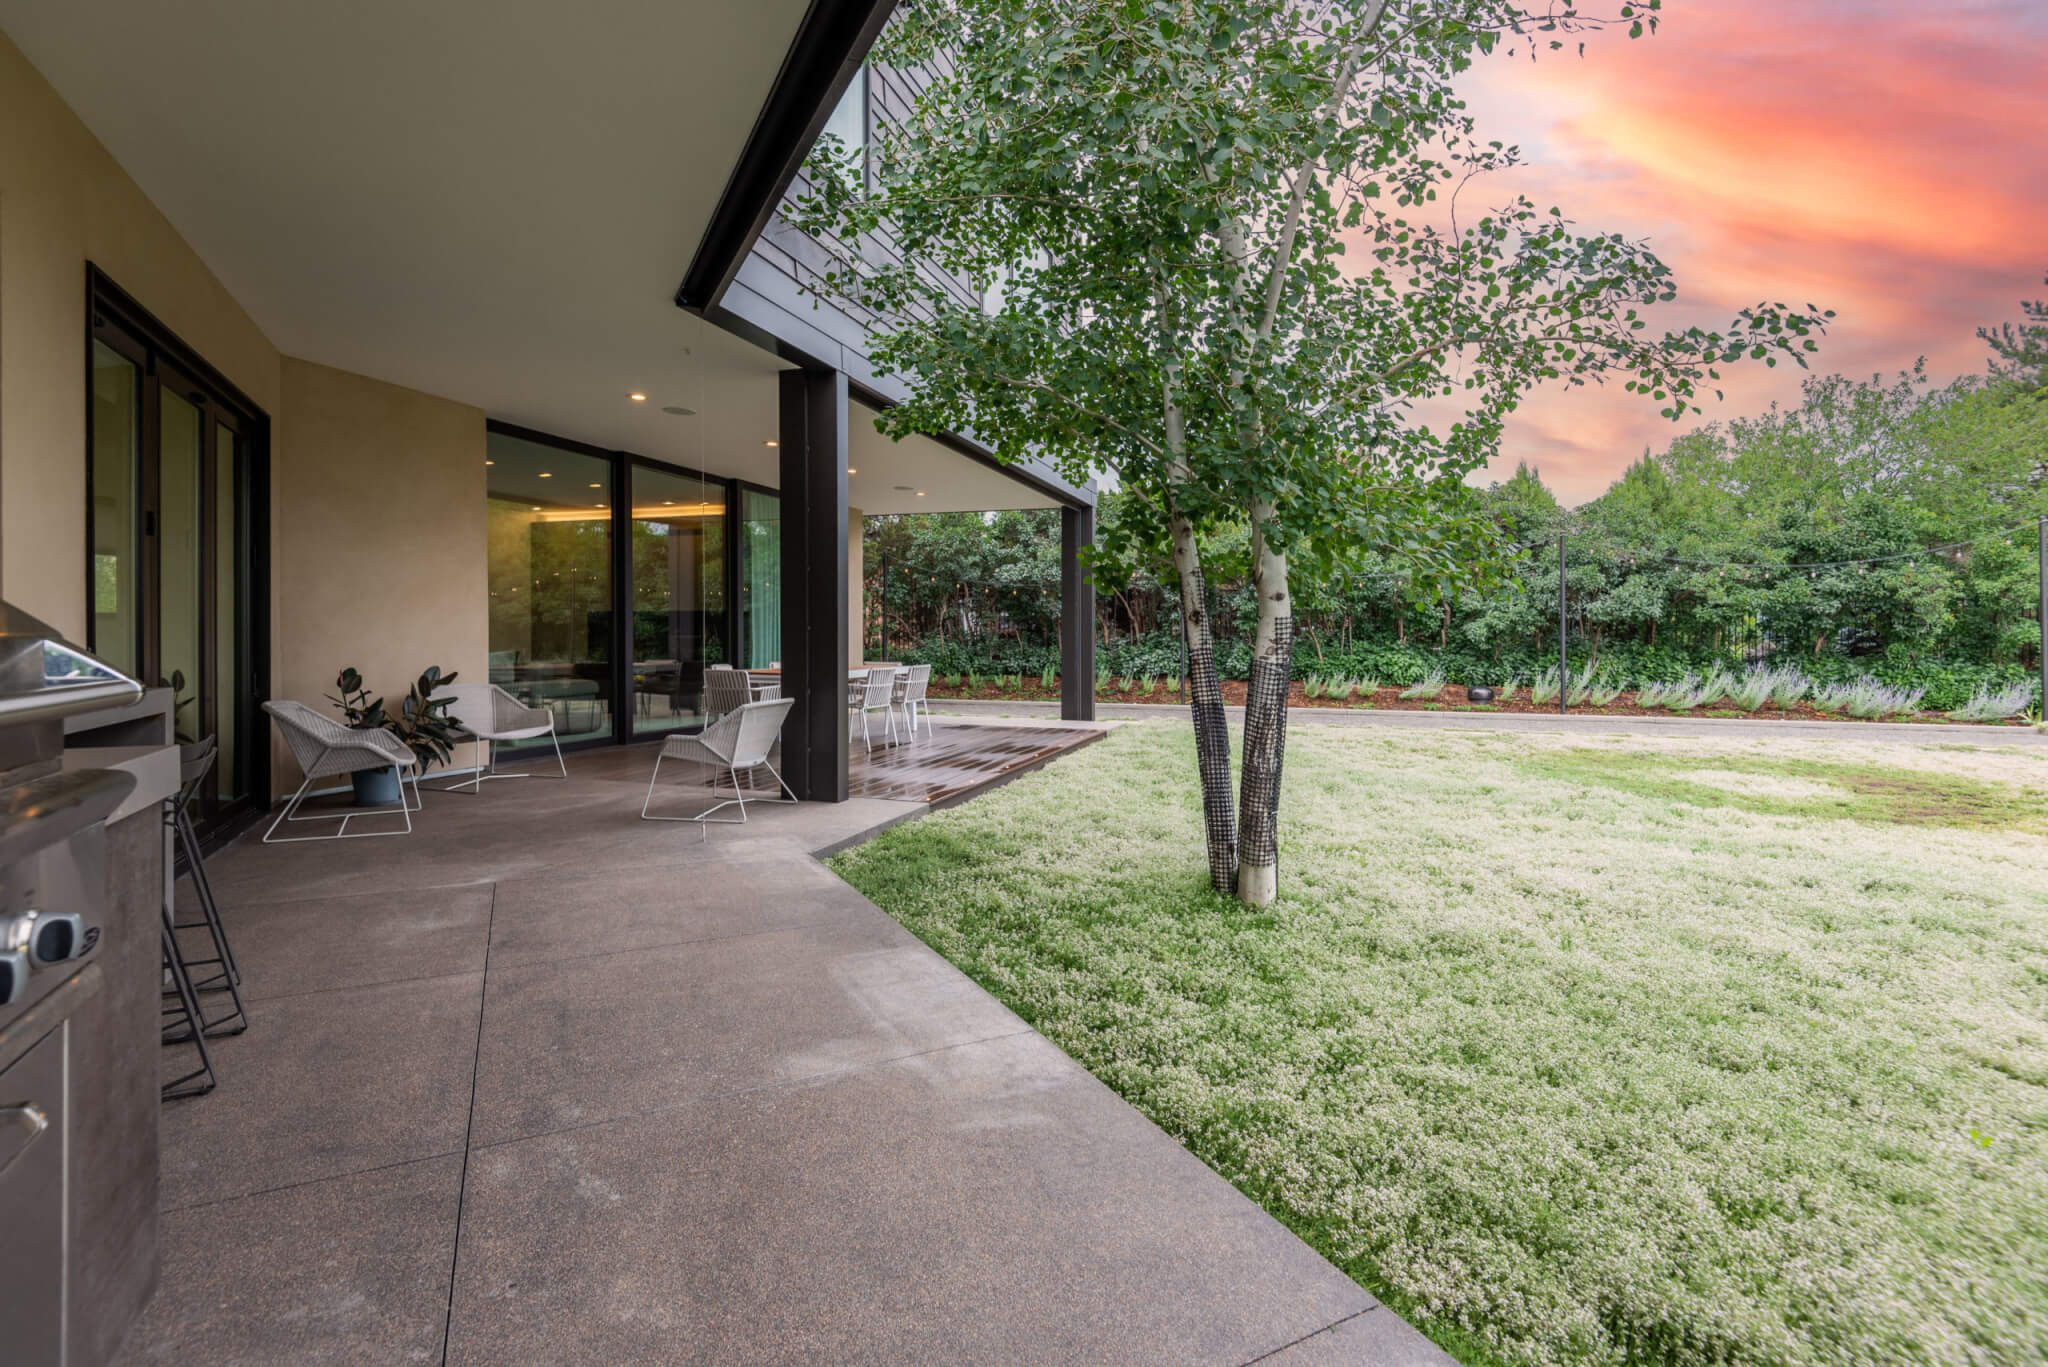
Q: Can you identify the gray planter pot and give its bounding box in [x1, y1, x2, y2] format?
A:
[351, 766, 403, 807]
[1466, 686, 1497, 704]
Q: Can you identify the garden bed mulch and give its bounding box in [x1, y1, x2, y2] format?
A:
[923, 679, 2030, 725]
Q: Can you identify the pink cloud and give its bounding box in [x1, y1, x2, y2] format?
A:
[1444, 0, 2048, 503]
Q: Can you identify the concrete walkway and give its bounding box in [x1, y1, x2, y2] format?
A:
[132, 735, 1445, 1365]
[935, 697, 2048, 747]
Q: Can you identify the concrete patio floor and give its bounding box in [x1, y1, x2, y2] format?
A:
[128, 727, 1447, 1365]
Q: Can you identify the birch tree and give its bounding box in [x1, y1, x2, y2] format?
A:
[793, 0, 1828, 904]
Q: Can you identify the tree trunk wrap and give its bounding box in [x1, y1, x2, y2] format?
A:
[1172, 526, 1238, 894]
[1236, 611, 1293, 902]
[1236, 515, 1292, 907]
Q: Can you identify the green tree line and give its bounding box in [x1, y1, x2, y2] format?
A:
[871, 279, 2048, 711]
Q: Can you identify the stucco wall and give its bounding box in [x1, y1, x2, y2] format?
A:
[0, 26, 281, 631]
[273, 358, 487, 785]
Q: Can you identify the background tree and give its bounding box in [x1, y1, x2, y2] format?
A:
[795, 0, 1827, 904]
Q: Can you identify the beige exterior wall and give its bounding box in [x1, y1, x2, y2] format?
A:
[1, 29, 492, 795]
[0, 26, 280, 632]
[273, 359, 487, 783]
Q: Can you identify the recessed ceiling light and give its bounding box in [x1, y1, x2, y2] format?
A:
[484, 459, 494, 466]
[531, 505, 541, 511]
[663, 500, 674, 505]
[588, 482, 601, 488]
[764, 440, 778, 448]
[662, 405, 694, 416]
[538, 472, 552, 478]
[916, 491, 926, 497]
[847, 467, 858, 474]
[629, 392, 647, 402]
[596, 503, 607, 508]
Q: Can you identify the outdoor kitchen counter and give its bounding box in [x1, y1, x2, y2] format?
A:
[61, 744, 178, 823]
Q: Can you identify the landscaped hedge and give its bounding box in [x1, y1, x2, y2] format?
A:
[895, 630, 2039, 713]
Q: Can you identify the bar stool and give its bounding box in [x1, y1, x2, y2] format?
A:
[163, 738, 248, 1040]
[161, 905, 218, 1100]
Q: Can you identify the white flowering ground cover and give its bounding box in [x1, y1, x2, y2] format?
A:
[829, 723, 2048, 1367]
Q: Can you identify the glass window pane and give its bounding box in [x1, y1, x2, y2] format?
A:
[741, 490, 780, 668]
[630, 464, 726, 737]
[159, 390, 204, 744]
[214, 422, 244, 801]
[487, 433, 614, 745]
[90, 341, 141, 676]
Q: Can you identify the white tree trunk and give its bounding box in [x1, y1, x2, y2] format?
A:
[1235, 508, 1292, 906]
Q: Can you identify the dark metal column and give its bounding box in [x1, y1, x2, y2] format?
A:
[778, 370, 850, 801]
[1060, 504, 1096, 721]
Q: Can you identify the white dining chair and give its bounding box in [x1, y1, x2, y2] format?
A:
[853, 669, 899, 752]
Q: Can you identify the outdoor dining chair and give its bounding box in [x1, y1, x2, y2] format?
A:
[434, 682, 565, 793]
[260, 700, 421, 842]
[640, 696, 798, 836]
[703, 665, 754, 722]
[853, 668, 900, 752]
[897, 663, 933, 740]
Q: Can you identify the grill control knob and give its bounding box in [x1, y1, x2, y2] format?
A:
[26, 912, 84, 965]
[0, 950, 25, 1007]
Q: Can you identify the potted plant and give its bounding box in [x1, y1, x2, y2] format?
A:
[327, 666, 463, 804]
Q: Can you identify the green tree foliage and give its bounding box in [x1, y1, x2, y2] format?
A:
[793, 0, 1826, 904]
[881, 292, 2048, 709]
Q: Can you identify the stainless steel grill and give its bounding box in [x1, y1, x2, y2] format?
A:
[0, 600, 148, 1367]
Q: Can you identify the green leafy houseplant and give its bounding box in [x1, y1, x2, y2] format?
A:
[328, 665, 464, 771]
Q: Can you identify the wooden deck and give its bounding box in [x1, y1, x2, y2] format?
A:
[846, 721, 1103, 805]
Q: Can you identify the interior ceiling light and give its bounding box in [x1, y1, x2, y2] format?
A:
[847, 467, 858, 474]
[662, 405, 694, 416]
[484, 459, 494, 466]
[629, 392, 647, 402]
[538, 471, 552, 478]
[916, 491, 927, 497]
[588, 482, 602, 488]
[763, 440, 779, 448]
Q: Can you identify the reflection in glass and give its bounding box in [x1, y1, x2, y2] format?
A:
[741, 490, 780, 668]
[159, 390, 203, 743]
[630, 464, 726, 737]
[215, 422, 245, 801]
[486, 433, 614, 747]
[90, 341, 141, 675]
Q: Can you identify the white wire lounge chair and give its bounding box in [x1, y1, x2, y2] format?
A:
[703, 666, 754, 723]
[261, 700, 421, 842]
[898, 664, 932, 740]
[640, 697, 798, 836]
[433, 683, 565, 793]
[853, 668, 899, 752]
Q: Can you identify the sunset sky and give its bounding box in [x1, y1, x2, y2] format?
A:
[1447, 0, 2048, 505]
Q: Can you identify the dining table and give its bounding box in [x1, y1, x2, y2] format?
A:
[744, 664, 903, 698]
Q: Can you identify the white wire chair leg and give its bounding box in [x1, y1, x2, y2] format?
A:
[430, 731, 567, 794]
[263, 762, 415, 843]
[642, 755, 790, 837]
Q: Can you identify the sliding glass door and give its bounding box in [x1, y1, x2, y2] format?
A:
[628, 463, 726, 738]
[740, 489, 781, 668]
[484, 433, 615, 748]
[87, 273, 264, 826]
[484, 424, 771, 748]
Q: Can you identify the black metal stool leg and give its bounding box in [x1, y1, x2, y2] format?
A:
[177, 803, 239, 986]
[161, 906, 218, 1100]
[164, 740, 249, 1038]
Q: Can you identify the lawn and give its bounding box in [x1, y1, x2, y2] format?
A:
[829, 722, 2048, 1367]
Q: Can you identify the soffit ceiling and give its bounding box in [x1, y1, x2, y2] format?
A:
[1, 0, 1055, 515]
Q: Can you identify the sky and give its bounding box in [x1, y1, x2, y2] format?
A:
[1442, 0, 2048, 506]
